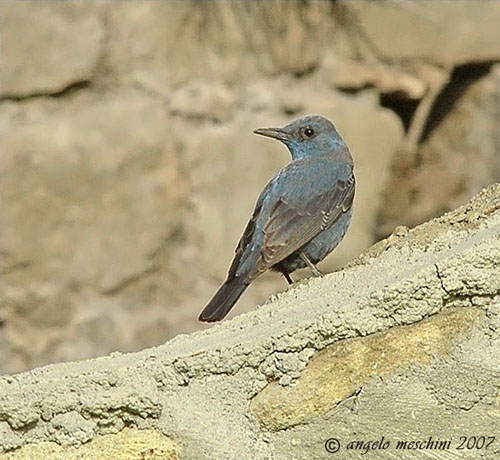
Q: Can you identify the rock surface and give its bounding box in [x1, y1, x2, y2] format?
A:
[0, 3, 104, 96]
[0, 184, 499, 459]
[1, 1, 500, 379]
[347, 1, 500, 65]
[378, 64, 500, 238]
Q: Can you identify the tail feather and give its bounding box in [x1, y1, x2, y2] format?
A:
[199, 277, 248, 322]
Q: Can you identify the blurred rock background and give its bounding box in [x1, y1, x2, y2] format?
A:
[1, 1, 500, 374]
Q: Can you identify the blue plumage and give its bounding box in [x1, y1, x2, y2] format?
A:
[199, 115, 355, 322]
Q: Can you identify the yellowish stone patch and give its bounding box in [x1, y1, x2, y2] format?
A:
[250, 307, 484, 431]
[1, 428, 181, 460]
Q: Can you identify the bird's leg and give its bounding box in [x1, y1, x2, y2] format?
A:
[299, 251, 323, 277]
[283, 272, 294, 285]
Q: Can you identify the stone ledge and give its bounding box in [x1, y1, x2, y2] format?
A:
[1, 183, 499, 459]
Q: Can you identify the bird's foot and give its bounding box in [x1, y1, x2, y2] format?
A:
[299, 251, 323, 277]
[310, 265, 324, 277]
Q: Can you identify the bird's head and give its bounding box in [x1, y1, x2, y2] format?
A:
[254, 115, 351, 163]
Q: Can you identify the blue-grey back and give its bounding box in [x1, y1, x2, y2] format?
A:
[235, 155, 354, 277]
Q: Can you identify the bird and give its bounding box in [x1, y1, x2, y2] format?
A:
[199, 115, 355, 322]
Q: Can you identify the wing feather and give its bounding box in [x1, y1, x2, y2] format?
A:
[257, 173, 355, 274]
[227, 198, 263, 278]
[226, 160, 355, 281]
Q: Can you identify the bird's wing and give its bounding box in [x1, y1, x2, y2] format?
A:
[256, 165, 355, 274]
[227, 159, 354, 281]
[227, 193, 265, 279]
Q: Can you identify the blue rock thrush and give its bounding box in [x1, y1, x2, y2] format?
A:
[199, 115, 355, 322]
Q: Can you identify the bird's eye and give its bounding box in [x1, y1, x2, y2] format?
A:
[304, 127, 314, 137]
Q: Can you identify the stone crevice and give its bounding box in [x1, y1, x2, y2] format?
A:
[0, 80, 92, 103]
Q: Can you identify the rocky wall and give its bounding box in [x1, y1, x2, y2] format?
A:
[0, 183, 499, 459]
[1, 1, 500, 376]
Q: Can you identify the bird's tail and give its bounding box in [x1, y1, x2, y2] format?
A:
[199, 277, 248, 322]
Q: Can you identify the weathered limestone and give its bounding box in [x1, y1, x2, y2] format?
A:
[0, 2, 104, 96]
[0, 184, 499, 459]
[2, 4, 500, 426]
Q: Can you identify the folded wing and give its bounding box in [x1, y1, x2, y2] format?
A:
[227, 159, 355, 282]
[256, 172, 354, 274]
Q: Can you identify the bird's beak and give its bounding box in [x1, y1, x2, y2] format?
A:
[253, 127, 289, 142]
